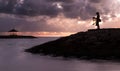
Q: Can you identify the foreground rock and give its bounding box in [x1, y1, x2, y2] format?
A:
[25, 28, 120, 60]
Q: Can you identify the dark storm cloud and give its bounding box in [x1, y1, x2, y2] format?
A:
[62, 2, 98, 20]
[0, 0, 60, 17]
[0, 0, 112, 20]
[0, 0, 17, 14]
[15, 0, 60, 17]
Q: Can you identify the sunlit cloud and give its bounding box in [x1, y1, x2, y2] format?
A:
[46, 13, 93, 32]
[52, 2, 63, 9]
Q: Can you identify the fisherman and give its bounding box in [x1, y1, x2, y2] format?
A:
[93, 12, 101, 29]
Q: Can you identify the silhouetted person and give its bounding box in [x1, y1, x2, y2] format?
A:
[93, 12, 101, 29]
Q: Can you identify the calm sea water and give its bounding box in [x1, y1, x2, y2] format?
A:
[0, 37, 120, 71]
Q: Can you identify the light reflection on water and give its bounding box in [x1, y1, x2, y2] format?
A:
[0, 38, 120, 71]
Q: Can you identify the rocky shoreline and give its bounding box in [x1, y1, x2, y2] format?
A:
[25, 28, 120, 60]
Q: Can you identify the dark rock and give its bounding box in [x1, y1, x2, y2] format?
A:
[25, 28, 120, 60]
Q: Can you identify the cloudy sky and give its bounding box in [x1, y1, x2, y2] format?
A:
[0, 0, 120, 35]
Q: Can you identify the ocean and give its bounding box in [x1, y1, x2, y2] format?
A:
[0, 37, 120, 71]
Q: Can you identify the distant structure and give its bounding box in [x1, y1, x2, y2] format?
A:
[8, 29, 18, 36]
[93, 12, 101, 29]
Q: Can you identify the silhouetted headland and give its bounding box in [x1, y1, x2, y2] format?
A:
[0, 29, 36, 39]
[0, 35, 36, 39]
[25, 28, 120, 60]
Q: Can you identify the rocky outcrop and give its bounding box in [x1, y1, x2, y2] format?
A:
[25, 28, 120, 60]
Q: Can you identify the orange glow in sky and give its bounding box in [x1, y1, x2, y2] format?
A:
[0, 32, 75, 37]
